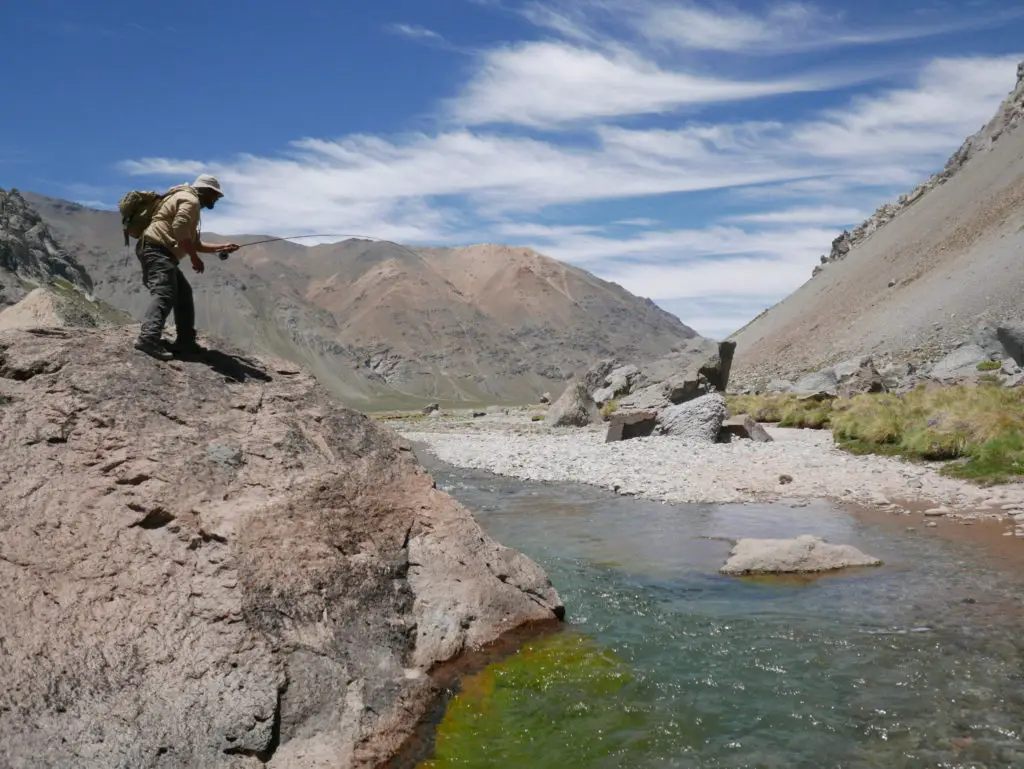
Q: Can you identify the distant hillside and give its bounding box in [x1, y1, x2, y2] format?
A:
[0, 188, 93, 308]
[22, 191, 707, 408]
[729, 59, 1024, 387]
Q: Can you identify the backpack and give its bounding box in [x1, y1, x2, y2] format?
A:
[117, 184, 193, 246]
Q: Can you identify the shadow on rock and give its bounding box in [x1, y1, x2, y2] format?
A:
[177, 347, 274, 383]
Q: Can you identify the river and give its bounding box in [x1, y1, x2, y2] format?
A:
[406, 451, 1024, 769]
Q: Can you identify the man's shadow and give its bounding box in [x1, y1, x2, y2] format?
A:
[175, 347, 274, 383]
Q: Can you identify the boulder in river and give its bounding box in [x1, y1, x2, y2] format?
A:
[0, 325, 564, 769]
[720, 535, 882, 575]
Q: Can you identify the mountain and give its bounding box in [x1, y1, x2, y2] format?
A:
[20, 191, 706, 408]
[728, 59, 1024, 388]
[0, 188, 93, 306]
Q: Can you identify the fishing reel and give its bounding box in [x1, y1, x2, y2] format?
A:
[216, 250, 231, 261]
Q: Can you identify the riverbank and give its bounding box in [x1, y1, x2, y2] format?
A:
[394, 413, 1024, 527]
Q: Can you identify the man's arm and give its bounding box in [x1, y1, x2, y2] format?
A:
[196, 241, 240, 254]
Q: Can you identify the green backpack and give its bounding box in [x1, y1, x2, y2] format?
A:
[117, 184, 191, 246]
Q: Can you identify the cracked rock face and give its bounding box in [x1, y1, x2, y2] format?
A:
[0, 324, 563, 769]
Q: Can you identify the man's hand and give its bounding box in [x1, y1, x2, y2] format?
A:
[220, 243, 241, 253]
[190, 256, 205, 274]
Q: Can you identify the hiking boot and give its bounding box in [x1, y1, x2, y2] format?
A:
[134, 338, 173, 361]
[167, 337, 206, 356]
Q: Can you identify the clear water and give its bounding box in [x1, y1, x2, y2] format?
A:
[412, 452, 1024, 769]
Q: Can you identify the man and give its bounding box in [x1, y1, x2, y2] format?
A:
[133, 174, 240, 360]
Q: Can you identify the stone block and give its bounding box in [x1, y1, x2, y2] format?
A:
[605, 410, 657, 442]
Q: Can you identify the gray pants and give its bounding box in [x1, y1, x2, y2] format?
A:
[137, 241, 195, 344]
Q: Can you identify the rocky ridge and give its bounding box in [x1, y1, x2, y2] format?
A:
[728, 59, 1024, 389]
[0, 188, 93, 309]
[0, 318, 563, 769]
[813, 61, 1024, 277]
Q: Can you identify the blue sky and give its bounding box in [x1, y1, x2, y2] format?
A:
[3, 0, 1023, 338]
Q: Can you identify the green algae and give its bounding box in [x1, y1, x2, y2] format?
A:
[417, 630, 700, 768]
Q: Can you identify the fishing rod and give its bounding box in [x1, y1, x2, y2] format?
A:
[215, 233, 426, 261]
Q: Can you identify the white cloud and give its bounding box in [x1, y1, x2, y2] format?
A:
[723, 205, 867, 225]
[560, 0, 1024, 56]
[387, 23, 444, 41]
[447, 40, 872, 127]
[118, 35, 1022, 335]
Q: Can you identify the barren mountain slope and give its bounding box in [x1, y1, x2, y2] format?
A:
[23, 193, 707, 405]
[729, 61, 1024, 387]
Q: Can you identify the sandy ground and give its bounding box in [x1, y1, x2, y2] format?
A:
[394, 414, 1024, 532]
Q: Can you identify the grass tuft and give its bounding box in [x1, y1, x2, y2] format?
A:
[728, 386, 1024, 485]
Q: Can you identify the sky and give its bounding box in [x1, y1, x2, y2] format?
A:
[2, 0, 1023, 339]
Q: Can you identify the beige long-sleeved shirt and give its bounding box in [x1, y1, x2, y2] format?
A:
[141, 186, 201, 260]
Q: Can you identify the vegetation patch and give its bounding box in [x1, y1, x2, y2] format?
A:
[726, 393, 833, 429]
[728, 386, 1024, 485]
[600, 400, 619, 420]
[977, 360, 1002, 371]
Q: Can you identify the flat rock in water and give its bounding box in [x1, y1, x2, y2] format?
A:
[720, 535, 883, 575]
[0, 326, 563, 769]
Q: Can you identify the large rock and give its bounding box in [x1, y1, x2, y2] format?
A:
[928, 343, 989, 380]
[0, 286, 128, 332]
[592, 364, 642, 406]
[581, 358, 619, 394]
[836, 359, 885, 398]
[879, 361, 916, 390]
[655, 393, 727, 443]
[719, 414, 773, 443]
[0, 325, 563, 769]
[995, 324, 1024, 365]
[720, 535, 882, 575]
[793, 368, 838, 396]
[973, 322, 1024, 366]
[544, 380, 601, 427]
[618, 341, 735, 411]
[832, 355, 872, 380]
[604, 410, 657, 443]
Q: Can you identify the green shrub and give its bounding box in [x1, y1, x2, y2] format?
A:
[977, 360, 1002, 371]
[600, 400, 619, 420]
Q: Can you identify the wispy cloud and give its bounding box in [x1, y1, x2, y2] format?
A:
[387, 23, 445, 41]
[723, 206, 867, 225]
[631, 0, 1011, 55]
[447, 40, 878, 127]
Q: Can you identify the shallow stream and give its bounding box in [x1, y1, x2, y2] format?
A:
[411, 452, 1024, 769]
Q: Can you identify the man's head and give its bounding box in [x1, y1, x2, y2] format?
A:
[191, 174, 224, 209]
